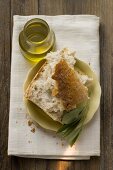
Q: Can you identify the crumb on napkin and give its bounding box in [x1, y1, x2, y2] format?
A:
[31, 127, 35, 133]
[28, 120, 33, 126]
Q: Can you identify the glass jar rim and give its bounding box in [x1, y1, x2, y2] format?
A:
[23, 18, 51, 44]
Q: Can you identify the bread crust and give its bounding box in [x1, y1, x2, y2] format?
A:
[25, 61, 47, 99]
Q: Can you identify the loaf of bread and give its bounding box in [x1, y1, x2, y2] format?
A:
[25, 48, 90, 122]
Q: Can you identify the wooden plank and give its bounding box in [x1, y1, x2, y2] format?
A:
[0, 0, 11, 170]
[35, 159, 47, 170]
[11, 157, 36, 170]
[99, 1, 113, 169]
[11, 0, 38, 16]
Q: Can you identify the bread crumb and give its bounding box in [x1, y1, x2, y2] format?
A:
[28, 120, 33, 126]
[56, 142, 58, 145]
[31, 128, 35, 133]
[16, 121, 18, 124]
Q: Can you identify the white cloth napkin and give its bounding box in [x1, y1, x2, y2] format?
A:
[8, 15, 100, 160]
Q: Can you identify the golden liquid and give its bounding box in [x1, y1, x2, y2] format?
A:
[19, 20, 55, 62]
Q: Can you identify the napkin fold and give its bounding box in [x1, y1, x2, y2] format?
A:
[8, 15, 100, 160]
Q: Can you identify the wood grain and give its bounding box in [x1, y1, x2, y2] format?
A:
[0, 0, 113, 170]
[0, 0, 11, 169]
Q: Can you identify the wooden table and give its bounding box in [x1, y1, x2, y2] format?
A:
[0, 0, 113, 170]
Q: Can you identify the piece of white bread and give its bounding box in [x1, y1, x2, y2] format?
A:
[25, 48, 90, 122]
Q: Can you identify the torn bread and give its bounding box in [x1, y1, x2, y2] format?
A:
[52, 59, 88, 111]
[25, 48, 90, 122]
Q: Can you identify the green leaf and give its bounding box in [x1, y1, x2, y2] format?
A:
[62, 102, 87, 124]
[70, 106, 88, 145]
[57, 102, 89, 146]
[57, 121, 76, 133]
[65, 125, 83, 146]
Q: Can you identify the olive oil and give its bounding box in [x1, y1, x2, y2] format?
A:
[19, 18, 55, 62]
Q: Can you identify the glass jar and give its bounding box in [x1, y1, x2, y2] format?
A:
[19, 18, 55, 62]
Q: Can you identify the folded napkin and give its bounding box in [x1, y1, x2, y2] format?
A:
[8, 15, 100, 160]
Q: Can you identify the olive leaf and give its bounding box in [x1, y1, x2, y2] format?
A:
[62, 105, 85, 124]
[57, 102, 89, 146]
